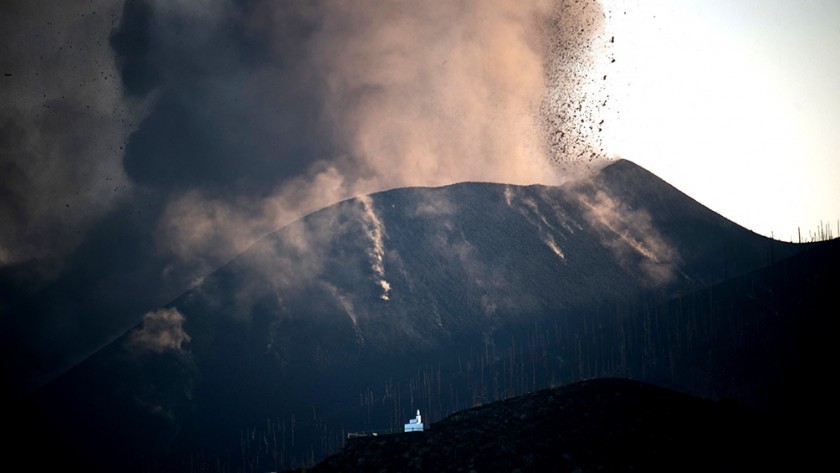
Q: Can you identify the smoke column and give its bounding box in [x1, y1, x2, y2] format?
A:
[157, 0, 611, 277]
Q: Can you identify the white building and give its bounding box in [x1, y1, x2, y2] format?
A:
[404, 409, 423, 432]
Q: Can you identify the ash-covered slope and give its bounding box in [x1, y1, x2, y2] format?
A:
[25, 159, 804, 472]
[301, 378, 783, 473]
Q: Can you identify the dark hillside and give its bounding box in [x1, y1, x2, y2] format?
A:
[507, 237, 839, 412]
[300, 378, 784, 473]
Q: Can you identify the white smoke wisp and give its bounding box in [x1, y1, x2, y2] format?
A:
[504, 186, 568, 263]
[127, 308, 191, 354]
[578, 188, 680, 286]
[545, 235, 566, 261]
[410, 188, 458, 218]
[358, 195, 391, 301]
[157, 165, 352, 285]
[504, 186, 515, 207]
[320, 281, 364, 339]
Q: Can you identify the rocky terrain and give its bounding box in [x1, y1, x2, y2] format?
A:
[300, 378, 796, 473]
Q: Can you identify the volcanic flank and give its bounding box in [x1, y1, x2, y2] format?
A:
[21, 159, 831, 472]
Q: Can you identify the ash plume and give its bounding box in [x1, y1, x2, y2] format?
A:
[577, 188, 681, 286]
[131, 0, 611, 280]
[358, 195, 391, 301]
[1, 0, 612, 276]
[0, 0, 615, 390]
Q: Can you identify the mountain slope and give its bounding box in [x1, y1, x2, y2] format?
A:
[301, 378, 782, 473]
[23, 159, 808, 472]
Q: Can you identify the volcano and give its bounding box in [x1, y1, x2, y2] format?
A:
[19, 159, 832, 472]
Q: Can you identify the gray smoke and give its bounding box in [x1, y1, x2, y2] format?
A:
[136, 0, 611, 281]
[0, 0, 137, 271]
[0, 0, 614, 393]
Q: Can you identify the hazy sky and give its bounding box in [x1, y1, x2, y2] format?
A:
[599, 0, 840, 241]
[1, 0, 837, 397]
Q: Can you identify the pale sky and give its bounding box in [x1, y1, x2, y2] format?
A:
[599, 0, 840, 241]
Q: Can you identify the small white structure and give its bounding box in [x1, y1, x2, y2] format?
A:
[404, 409, 424, 432]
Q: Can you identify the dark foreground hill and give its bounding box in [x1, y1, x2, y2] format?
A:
[18, 159, 822, 472]
[298, 378, 791, 473]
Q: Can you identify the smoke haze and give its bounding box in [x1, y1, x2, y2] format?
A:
[0, 0, 612, 393]
[147, 0, 610, 275]
[0, 0, 136, 269]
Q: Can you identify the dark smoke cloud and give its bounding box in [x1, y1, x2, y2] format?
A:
[0, 0, 135, 270]
[0, 0, 153, 395]
[112, 0, 328, 194]
[123, 0, 611, 278]
[0, 0, 611, 395]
